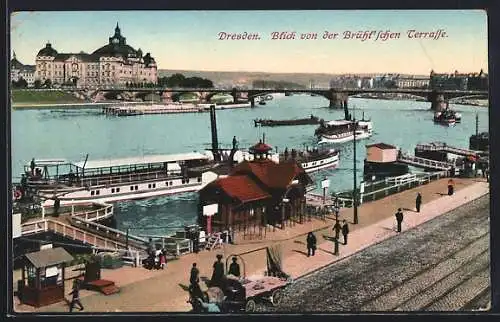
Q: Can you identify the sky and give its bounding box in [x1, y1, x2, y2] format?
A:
[10, 10, 488, 74]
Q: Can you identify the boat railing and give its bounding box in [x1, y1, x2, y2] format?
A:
[71, 170, 187, 187]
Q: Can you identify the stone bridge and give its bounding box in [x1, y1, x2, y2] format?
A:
[73, 87, 488, 111]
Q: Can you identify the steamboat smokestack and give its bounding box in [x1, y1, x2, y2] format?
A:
[210, 105, 221, 162]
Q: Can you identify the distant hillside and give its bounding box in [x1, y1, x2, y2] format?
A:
[158, 69, 429, 88]
[158, 69, 338, 87]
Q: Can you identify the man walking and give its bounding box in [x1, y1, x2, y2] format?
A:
[415, 192, 422, 213]
[306, 232, 317, 257]
[69, 280, 84, 312]
[447, 178, 455, 196]
[395, 208, 404, 233]
[189, 263, 203, 299]
[341, 220, 349, 245]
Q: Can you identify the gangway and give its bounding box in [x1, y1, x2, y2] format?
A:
[21, 218, 139, 252]
[397, 154, 455, 171]
[415, 143, 480, 157]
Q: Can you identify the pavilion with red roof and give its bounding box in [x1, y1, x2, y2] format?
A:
[198, 139, 313, 239]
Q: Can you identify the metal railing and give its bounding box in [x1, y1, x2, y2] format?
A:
[384, 173, 418, 185]
[71, 203, 114, 221]
[138, 235, 192, 256]
[360, 171, 449, 203]
[416, 143, 479, 156]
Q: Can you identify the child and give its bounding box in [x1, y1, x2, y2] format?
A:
[160, 249, 166, 269]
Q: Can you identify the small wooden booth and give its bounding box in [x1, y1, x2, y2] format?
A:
[19, 247, 74, 307]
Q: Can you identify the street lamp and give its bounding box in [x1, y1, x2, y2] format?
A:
[353, 104, 359, 224]
[333, 197, 340, 255]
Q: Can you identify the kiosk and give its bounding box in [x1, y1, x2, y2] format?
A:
[19, 247, 74, 307]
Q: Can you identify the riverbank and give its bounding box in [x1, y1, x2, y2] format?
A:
[14, 177, 488, 313]
[12, 101, 149, 110]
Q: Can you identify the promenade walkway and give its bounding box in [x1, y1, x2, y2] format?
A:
[14, 177, 489, 313]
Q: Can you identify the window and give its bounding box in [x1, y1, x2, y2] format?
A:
[169, 181, 173, 186]
[135, 185, 138, 190]
[197, 177, 202, 183]
[130, 186, 134, 191]
[111, 188, 115, 193]
[116, 188, 120, 192]
[91, 191, 95, 196]
[96, 190, 100, 195]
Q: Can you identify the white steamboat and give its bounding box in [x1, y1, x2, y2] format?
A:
[22, 153, 217, 207]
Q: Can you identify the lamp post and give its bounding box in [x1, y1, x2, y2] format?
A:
[321, 178, 330, 221]
[126, 227, 130, 250]
[353, 104, 359, 224]
[333, 197, 340, 255]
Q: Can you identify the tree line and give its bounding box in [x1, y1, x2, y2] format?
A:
[252, 80, 306, 89]
[157, 73, 214, 88]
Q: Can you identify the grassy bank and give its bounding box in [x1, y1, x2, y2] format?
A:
[11, 89, 86, 106]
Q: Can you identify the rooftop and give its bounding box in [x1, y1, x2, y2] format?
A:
[25, 247, 74, 268]
[366, 143, 397, 150]
[213, 175, 272, 203]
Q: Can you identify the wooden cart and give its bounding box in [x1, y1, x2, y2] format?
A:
[240, 275, 291, 311]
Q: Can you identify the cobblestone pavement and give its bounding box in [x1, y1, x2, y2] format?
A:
[261, 194, 490, 312]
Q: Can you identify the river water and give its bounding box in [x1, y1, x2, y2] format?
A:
[11, 95, 488, 236]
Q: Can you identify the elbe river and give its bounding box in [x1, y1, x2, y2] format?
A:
[11, 95, 488, 236]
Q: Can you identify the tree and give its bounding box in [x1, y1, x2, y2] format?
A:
[43, 79, 52, 88]
[34, 79, 42, 89]
[12, 78, 28, 89]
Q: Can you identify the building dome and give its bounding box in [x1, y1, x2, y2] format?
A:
[92, 23, 138, 58]
[92, 43, 138, 58]
[37, 43, 58, 57]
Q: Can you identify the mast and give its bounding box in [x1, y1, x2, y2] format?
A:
[475, 113, 479, 136]
[353, 104, 358, 224]
[82, 154, 89, 178]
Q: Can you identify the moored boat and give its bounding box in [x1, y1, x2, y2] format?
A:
[19, 153, 217, 207]
[281, 147, 340, 173]
[254, 115, 321, 127]
[433, 109, 456, 126]
[315, 119, 373, 144]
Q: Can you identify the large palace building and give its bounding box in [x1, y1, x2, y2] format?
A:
[34, 23, 157, 88]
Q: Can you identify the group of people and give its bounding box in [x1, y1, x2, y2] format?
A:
[305, 219, 350, 256]
[188, 255, 242, 312]
[394, 192, 423, 233]
[144, 240, 167, 270]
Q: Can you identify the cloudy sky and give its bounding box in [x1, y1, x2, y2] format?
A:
[10, 10, 488, 74]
